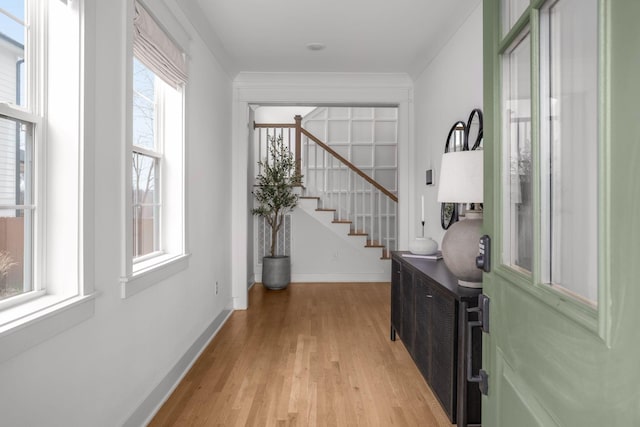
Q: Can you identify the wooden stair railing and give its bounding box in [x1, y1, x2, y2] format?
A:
[254, 116, 398, 255]
[300, 128, 398, 203]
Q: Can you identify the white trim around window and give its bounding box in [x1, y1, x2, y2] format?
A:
[120, 0, 189, 299]
[0, 0, 95, 363]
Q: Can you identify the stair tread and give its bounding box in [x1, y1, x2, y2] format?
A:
[306, 197, 391, 258]
[366, 240, 385, 248]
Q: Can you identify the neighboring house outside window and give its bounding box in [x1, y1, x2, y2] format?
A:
[0, 6, 30, 304]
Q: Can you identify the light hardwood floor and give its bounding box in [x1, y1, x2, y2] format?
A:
[150, 283, 454, 427]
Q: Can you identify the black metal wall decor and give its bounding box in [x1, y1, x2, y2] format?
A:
[444, 121, 466, 153]
[440, 109, 483, 230]
[465, 108, 484, 151]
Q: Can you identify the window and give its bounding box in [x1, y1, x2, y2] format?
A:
[0, 117, 33, 305]
[0, 0, 93, 360]
[0, 2, 34, 306]
[0, 3, 27, 108]
[132, 58, 162, 259]
[498, 0, 599, 308]
[502, 31, 532, 273]
[121, 1, 188, 298]
[540, 0, 598, 305]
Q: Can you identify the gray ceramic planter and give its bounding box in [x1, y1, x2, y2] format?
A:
[261, 256, 291, 290]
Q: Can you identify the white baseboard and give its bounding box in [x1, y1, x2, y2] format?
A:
[122, 308, 233, 427]
[290, 273, 390, 282]
[254, 273, 390, 283]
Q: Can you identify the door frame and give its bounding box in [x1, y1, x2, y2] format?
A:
[230, 72, 413, 309]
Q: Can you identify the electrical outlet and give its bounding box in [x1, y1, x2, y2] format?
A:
[215, 281, 219, 295]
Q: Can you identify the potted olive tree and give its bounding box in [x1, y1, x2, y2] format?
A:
[252, 135, 301, 290]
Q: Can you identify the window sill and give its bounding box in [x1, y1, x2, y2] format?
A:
[0, 293, 95, 363]
[120, 253, 190, 299]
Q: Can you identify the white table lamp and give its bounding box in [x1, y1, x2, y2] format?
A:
[437, 150, 484, 287]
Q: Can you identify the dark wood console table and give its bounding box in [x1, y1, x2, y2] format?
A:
[390, 251, 482, 427]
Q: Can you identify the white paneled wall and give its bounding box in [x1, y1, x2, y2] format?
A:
[303, 107, 398, 193]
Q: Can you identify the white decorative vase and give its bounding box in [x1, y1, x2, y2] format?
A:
[409, 237, 439, 255]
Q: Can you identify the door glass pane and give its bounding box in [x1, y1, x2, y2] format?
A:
[502, 0, 529, 35]
[502, 32, 532, 272]
[0, 0, 27, 108]
[0, 116, 32, 301]
[132, 152, 159, 258]
[540, 0, 598, 305]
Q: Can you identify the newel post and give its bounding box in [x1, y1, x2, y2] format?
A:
[294, 115, 302, 181]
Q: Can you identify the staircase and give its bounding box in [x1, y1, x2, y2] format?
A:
[297, 196, 391, 260]
[254, 115, 397, 277]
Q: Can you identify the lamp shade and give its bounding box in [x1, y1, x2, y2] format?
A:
[437, 150, 484, 203]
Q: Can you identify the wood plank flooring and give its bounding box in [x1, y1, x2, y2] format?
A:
[150, 283, 454, 427]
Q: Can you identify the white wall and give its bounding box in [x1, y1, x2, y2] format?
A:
[254, 105, 316, 123]
[0, 0, 233, 425]
[412, 3, 483, 246]
[288, 207, 391, 282]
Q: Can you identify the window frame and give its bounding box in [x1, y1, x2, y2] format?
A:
[0, 0, 95, 363]
[132, 149, 162, 261]
[0, 0, 46, 310]
[500, 28, 533, 276]
[493, 0, 605, 335]
[120, 0, 189, 299]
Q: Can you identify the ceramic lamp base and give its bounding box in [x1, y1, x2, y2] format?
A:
[441, 211, 483, 288]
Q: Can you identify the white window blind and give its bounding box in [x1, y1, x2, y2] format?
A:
[133, 1, 187, 89]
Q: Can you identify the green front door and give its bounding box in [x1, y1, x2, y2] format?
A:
[482, 0, 640, 425]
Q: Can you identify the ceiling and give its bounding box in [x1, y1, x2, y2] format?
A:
[184, 0, 481, 78]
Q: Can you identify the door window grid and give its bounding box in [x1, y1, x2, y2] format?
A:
[501, 0, 529, 36]
[497, 0, 600, 309]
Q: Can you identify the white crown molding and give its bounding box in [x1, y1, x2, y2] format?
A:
[234, 71, 413, 90]
[170, 0, 237, 78]
[232, 72, 414, 106]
